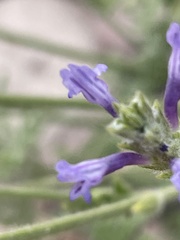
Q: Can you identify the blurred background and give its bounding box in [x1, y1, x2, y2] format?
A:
[0, 0, 180, 239]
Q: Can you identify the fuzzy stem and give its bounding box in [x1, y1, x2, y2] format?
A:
[0, 186, 176, 240]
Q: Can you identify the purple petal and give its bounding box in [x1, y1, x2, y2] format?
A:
[164, 23, 180, 129]
[55, 160, 79, 183]
[166, 22, 180, 48]
[55, 152, 148, 202]
[59, 63, 118, 117]
[171, 158, 180, 173]
[70, 181, 92, 203]
[60, 69, 81, 98]
[55, 160, 70, 171]
[83, 190, 92, 203]
[170, 159, 180, 197]
[104, 152, 148, 175]
[171, 174, 180, 191]
[164, 76, 180, 129]
[93, 64, 108, 76]
[56, 158, 108, 185]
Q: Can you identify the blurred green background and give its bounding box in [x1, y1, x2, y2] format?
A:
[0, 0, 180, 239]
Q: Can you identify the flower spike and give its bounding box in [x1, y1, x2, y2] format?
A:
[60, 63, 118, 117]
[164, 22, 180, 129]
[56, 152, 148, 203]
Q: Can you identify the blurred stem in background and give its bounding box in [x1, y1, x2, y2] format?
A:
[0, 95, 99, 110]
[0, 28, 125, 70]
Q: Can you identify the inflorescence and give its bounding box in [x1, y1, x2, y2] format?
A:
[56, 22, 180, 203]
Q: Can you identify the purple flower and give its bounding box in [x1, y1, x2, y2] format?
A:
[56, 152, 147, 203]
[60, 63, 118, 117]
[170, 158, 180, 200]
[164, 22, 180, 129]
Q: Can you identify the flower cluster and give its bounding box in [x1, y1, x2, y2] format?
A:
[56, 22, 180, 203]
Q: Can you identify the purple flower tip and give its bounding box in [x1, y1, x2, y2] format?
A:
[166, 22, 180, 48]
[93, 64, 108, 76]
[170, 158, 180, 200]
[60, 63, 118, 117]
[164, 22, 180, 129]
[56, 152, 148, 203]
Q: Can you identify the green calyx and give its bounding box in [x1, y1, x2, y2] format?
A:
[107, 92, 180, 176]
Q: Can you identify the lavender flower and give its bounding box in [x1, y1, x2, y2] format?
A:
[170, 158, 180, 200]
[56, 152, 147, 203]
[60, 63, 118, 117]
[164, 22, 180, 129]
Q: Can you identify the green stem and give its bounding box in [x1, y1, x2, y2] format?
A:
[0, 28, 122, 68]
[0, 185, 68, 200]
[0, 195, 139, 240]
[0, 95, 99, 110]
[0, 186, 177, 240]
